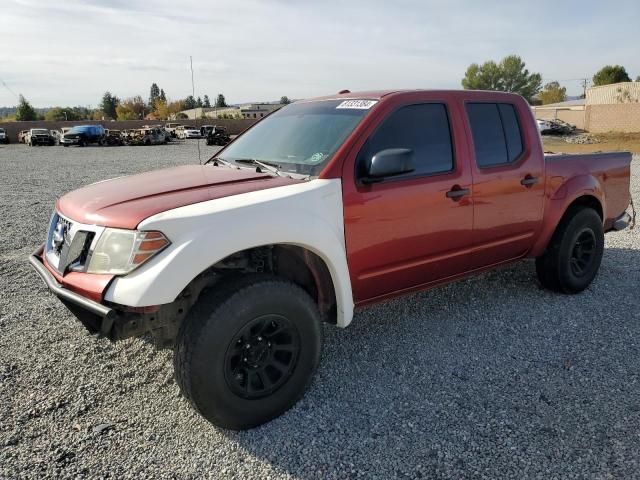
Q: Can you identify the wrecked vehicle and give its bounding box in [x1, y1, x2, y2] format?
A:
[0, 128, 9, 144]
[537, 118, 576, 135]
[27, 128, 56, 146]
[205, 126, 231, 146]
[125, 127, 168, 146]
[18, 130, 29, 144]
[104, 129, 124, 146]
[30, 90, 633, 430]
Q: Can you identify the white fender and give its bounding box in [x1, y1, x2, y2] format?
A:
[104, 178, 355, 327]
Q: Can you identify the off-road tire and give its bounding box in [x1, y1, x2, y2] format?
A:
[174, 275, 323, 430]
[536, 207, 604, 293]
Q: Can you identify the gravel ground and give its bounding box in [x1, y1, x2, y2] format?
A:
[1, 143, 639, 479]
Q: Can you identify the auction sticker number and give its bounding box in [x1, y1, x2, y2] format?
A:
[336, 100, 378, 109]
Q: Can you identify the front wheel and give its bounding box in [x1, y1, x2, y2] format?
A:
[536, 207, 604, 293]
[174, 275, 323, 430]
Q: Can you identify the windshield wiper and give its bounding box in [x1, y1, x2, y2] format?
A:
[233, 158, 287, 177]
[205, 156, 233, 166]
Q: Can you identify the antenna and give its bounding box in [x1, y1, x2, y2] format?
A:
[190, 56, 202, 164]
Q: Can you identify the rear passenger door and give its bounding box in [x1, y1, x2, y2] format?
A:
[343, 100, 474, 303]
[465, 102, 544, 268]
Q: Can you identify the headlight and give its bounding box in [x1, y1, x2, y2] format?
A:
[87, 229, 170, 275]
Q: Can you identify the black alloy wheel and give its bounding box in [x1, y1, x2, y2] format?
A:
[569, 228, 597, 277]
[224, 314, 300, 399]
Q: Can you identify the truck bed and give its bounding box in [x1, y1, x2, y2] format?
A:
[544, 151, 632, 229]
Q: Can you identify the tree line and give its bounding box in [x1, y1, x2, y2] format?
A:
[461, 56, 639, 105]
[3, 63, 638, 122]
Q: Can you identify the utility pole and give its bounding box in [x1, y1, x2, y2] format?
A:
[580, 78, 589, 99]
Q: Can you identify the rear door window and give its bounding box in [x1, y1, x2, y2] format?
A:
[466, 103, 523, 167]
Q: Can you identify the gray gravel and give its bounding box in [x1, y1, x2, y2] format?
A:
[1, 143, 639, 479]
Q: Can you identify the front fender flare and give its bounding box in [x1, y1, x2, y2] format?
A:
[104, 179, 355, 327]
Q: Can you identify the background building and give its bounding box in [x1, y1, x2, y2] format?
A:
[532, 82, 640, 133]
[179, 103, 285, 120]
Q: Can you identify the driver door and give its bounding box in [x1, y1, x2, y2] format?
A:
[343, 100, 474, 304]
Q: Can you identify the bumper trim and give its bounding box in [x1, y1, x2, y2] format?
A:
[29, 245, 115, 320]
[612, 212, 632, 231]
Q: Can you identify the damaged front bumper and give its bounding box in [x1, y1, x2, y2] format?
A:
[29, 245, 120, 337]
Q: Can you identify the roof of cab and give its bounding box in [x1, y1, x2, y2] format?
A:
[301, 89, 525, 103]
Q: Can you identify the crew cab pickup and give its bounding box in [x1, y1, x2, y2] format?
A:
[30, 90, 633, 430]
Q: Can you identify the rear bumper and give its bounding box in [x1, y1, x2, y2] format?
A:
[29, 245, 117, 335]
[612, 211, 632, 231]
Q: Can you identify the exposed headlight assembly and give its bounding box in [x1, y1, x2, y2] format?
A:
[87, 229, 170, 275]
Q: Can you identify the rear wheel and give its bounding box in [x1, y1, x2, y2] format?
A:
[536, 207, 604, 293]
[174, 275, 323, 430]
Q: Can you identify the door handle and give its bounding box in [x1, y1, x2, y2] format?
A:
[446, 186, 470, 200]
[520, 175, 539, 187]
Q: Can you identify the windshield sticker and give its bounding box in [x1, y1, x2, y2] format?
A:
[336, 99, 378, 110]
[309, 152, 325, 163]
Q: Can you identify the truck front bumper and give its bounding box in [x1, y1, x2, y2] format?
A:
[29, 245, 118, 336]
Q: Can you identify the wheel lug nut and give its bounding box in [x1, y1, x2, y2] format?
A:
[257, 336, 263, 341]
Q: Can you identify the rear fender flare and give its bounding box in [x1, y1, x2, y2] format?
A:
[530, 174, 604, 257]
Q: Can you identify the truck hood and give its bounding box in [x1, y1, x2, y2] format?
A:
[57, 164, 300, 229]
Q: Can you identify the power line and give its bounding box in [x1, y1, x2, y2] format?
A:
[0, 78, 19, 100]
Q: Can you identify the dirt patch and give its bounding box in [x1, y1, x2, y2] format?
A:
[543, 132, 640, 154]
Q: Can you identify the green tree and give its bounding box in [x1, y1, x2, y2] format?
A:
[203, 95, 211, 107]
[16, 95, 38, 121]
[159, 88, 166, 102]
[100, 91, 119, 119]
[183, 95, 197, 109]
[462, 55, 542, 102]
[196, 96, 203, 108]
[538, 81, 567, 105]
[636, 75, 640, 82]
[215, 94, 227, 108]
[116, 95, 146, 120]
[44, 107, 80, 121]
[280, 96, 291, 105]
[149, 83, 161, 110]
[592, 65, 631, 86]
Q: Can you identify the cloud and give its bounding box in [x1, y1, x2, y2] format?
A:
[1, 0, 639, 107]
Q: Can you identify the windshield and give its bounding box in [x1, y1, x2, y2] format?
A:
[215, 99, 375, 175]
[32, 129, 48, 134]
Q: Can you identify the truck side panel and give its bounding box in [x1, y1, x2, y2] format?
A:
[529, 152, 632, 258]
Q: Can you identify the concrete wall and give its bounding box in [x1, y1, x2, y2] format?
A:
[587, 82, 640, 105]
[532, 108, 585, 130]
[584, 104, 640, 133]
[0, 118, 258, 143]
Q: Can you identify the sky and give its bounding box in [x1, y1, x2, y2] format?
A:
[1, 0, 639, 107]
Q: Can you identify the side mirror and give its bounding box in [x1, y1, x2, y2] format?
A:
[362, 148, 414, 184]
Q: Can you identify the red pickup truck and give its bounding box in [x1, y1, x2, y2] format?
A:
[30, 90, 633, 429]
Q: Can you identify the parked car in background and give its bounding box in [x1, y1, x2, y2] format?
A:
[18, 130, 29, 144]
[174, 125, 185, 139]
[0, 128, 8, 144]
[164, 123, 183, 138]
[183, 127, 201, 139]
[200, 125, 215, 137]
[61, 125, 106, 147]
[29, 90, 633, 430]
[27, 129, 56, 146]
[205, 126, 231, 146]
